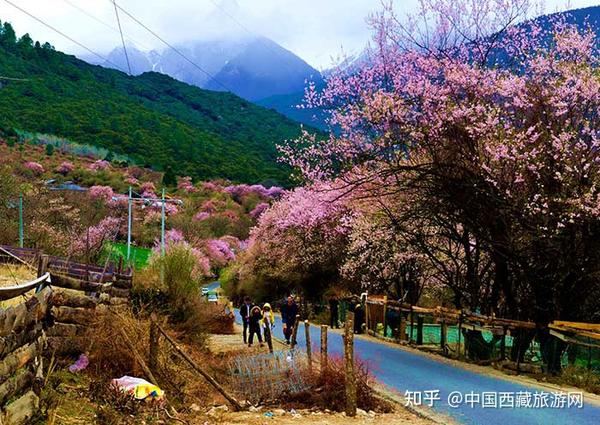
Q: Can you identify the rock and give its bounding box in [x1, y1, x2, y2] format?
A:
[368, 410, 376, 417]
[208, 405, 229, 415]
[357, 408, 368, 416]
[324, 409, 331, 413]
[249, 406, 259, 412]
[292, 413, 302, 419]
[273, 409, 286, 416]
[190, 403, 201, 412]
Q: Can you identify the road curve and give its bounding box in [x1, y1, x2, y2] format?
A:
[234, 310, 600, 425]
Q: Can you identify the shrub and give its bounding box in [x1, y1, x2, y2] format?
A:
[148, 244, 209, 344]
[289, 355, 393, 413]
[88, 159, 110, 171]
[24, 161, 44, 175]
[560, 365, 600, 394]
[56, 161, 74, 175]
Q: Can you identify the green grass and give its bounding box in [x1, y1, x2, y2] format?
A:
[105, 242, 152, 270]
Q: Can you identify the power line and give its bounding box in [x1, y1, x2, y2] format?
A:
[2, 0, 127, 73]
[60, 0, 153, 51]
[111, 0, 231, 92]
[111, 0, 132, 75]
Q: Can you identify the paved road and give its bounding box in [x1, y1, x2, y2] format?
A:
[234, 310, 600, 425]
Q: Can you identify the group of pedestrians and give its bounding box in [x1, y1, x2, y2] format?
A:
[240, 296, 275, 347]
[239, 295, 299, 347]
[239, 294, 367, 349]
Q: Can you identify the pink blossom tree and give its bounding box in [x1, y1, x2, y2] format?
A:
[24, 161, 44, 175]
[88, 185, 114, 204]
[236, 183, 355, 298]
[70, 216, 121, 259]
[88, 160, 110, 171]
[56, 161, 74, 175]
[177, 176, 197, 193]
[279, 0, 600, 365]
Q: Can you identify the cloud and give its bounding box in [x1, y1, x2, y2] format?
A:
[1, 0, 598, 69]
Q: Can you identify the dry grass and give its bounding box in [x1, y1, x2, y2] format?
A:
[286, 355, 393, 413]
[0, 263, 38, 307]
[86, 306, 219, 408]
[0, 263, 36, 286]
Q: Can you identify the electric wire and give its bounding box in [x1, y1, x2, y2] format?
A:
[60, 0, 153, 51]
[1, 0, 128, 73]
[111, 0, 132, 75]
[112, 0, 231, 92]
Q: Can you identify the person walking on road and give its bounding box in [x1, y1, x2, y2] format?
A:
[240, 296, 252, 344]
[261, 303, 275, 331]
[261, 303, 275, 352]
[281, 295, 299, 344]
[248, 305, 264, 347]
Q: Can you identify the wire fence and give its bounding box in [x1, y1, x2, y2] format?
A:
[227, 349, 310, 403]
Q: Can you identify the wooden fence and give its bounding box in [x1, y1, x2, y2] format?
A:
[0, 248, 133, 424]
[0, 245, 133, 286]
[365, 296, 600, 371]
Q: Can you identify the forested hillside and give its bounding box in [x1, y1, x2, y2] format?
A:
[0, 21, 307, 185]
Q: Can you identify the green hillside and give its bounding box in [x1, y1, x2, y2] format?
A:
[0, 21, 306, 185]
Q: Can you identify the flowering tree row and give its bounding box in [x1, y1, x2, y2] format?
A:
[235, 1, 600, 368]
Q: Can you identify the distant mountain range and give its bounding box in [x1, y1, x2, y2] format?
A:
[83, 4, 600, 132]
[89, 35, 323, 102]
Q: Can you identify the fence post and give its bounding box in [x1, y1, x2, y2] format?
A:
[382, 295, 388, 337]
[365, 301, 370, 333]
[320, 325, 328, 375]
[410, 306, 415, 343]
[416, 316, 424, 345]
[149, 315, 159, 372]
[457, 312, 463, 359]
[290, 314, 300, 348]
[304, 320, 312, 371]
[440, 319, 447, 354]
[18, 193, 23, 248]
[344, 311, 356, 417]
[500, 326, 507, 360]
[400, 313, 407, 341]
[37, 254, 49, 278]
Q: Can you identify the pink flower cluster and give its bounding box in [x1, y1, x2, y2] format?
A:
[88, 185, 114, 204]
[140, 181, 157, 194]
[224, 184, 284, 199]
[249, 202, 269, 219]
[201, 181, 221, 192]
[152, 229, 212, 279]
[24, 161, 44, 175]
[193, 211, 211, 222]
[71, 216, 120, 255]
[205, 239, 236, 266]
[56, 161, 74, 175]
[125, 176, 139, 185]
[177, 176, 197, 193]
[88, 160, 110, 171]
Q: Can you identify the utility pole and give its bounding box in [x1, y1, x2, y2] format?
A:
[161, 188, 166, 256]
[127, 186, 132, 262]
[18, 193, 23, 248]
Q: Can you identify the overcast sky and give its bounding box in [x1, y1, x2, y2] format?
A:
[1, 0, 599, 70]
